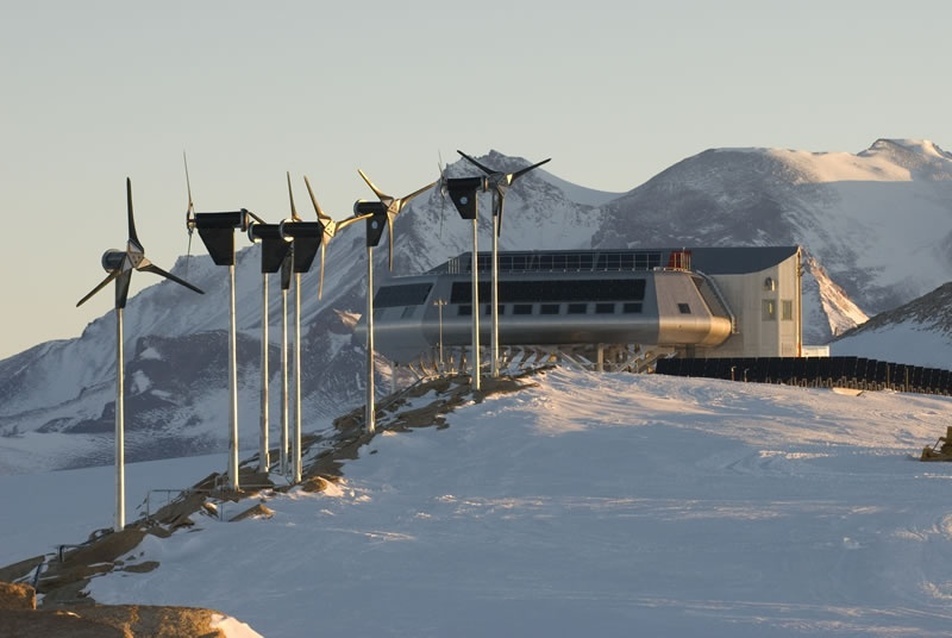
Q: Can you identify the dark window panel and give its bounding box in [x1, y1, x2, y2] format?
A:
[375, 283, 433, 308]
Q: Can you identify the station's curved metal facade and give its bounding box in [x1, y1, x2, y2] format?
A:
[354, 247, 802, 364]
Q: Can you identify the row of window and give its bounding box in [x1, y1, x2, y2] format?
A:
[374, 278, 651, 310]
[456, 302, 644, 317]
[449, 279, 648, 305]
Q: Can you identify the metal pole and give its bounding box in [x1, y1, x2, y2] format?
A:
[491, 212, 500, 378]
[293, 272, 302, 483]
[260, 272, 270, 473]
[115, 307, 125, 532]
[280, 287, 289, 476]
[471, 214, 481, 391]
[435, 299, 445, 373]
[366, 245, 376, 433]
[228, 262, 239, 492]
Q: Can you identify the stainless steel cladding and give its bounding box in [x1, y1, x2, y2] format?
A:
[352, 247, 802, 364]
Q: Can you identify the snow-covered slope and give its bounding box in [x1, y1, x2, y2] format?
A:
[4, 140, 952, 472]
[5, 369, 952, 636]
[833, 281, 952, 367]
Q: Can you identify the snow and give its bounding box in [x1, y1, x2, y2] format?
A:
[537, 169, 625, 206]
[770, 148, 913, 183]
[5, 368, 952, 636]
[211, 613, 264, 638]
[833, 319, 952, 368]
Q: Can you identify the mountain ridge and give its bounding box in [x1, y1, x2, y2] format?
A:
[3, 138, 951, 472]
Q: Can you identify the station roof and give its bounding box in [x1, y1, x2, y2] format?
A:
[430, 246, 800, 277]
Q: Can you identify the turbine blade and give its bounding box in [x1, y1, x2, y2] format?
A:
[280, 252, 292, 290]
[183, 151, 197, 272]
[77, 271, 120, 307]
[318, 243, 326, 300]
[335, 213, 369, 231]
[184, 232, 193, 277]
[140, 263, 204, 295]
[495, 194, 506, 236]
[398, 180, 436, 210]
[303, 175, 332, 223]
[457, 150, 493, 175]
[387, 212, 396, 271]
[357, 169, 390, 201]
[183, 151, 195, 214]
[115, 270, 133, 309]
[287, 171, 300, 221]
[511, 157, 552, 182]
[126, 178, 141, 247]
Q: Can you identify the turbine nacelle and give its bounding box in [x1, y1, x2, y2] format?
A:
[247, 220, 293, 274]
[101, 249, 127, 273]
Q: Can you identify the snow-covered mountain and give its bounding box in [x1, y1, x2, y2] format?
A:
[4, 139, 952, 472]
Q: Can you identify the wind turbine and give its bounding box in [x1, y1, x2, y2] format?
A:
[279, 176, 335, 483]
[354, 170, 434, 433]
[78, 178, 204, 532]
[456, 151, 551, 377]
[245, 177, 294, 475]
[184, 156, 261, 491]
[441, 173, 487, 390]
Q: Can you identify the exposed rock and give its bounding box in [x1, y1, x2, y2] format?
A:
[300, 475, 336, 493]
[0, 581, 35, 610]
[228, 503, 274, 522]
[0, 608, 125, 637]
[0, 603, 231, 637]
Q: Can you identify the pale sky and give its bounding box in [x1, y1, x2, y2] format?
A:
[2, 0, 950, 359]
